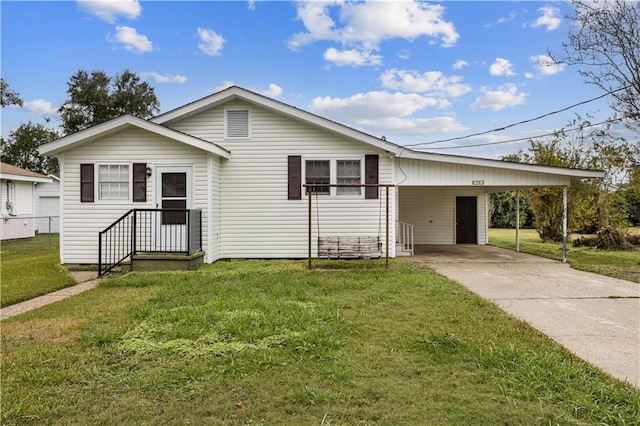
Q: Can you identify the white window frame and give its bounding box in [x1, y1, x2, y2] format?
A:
[302, 157, 364, 198]
[224, 107, 251, 139]
[96, 163, 132, 203]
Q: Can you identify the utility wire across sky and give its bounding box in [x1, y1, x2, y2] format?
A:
[423, 116, 630, 150]
[405, 85, 630, 150]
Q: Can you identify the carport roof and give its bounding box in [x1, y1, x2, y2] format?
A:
[400, 150, 604, 179]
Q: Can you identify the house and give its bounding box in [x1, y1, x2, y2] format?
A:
[39, 86, 603, 273]
[35, 174, 60, 233]
[1, 162, 52, 240]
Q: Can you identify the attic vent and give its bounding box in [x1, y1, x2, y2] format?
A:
[225, 108, 250, 139]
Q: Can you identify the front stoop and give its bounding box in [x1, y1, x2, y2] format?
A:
[396, 244, 413, 257]
[131, 251, 205, 272]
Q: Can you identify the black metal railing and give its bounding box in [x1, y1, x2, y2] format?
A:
[98, 209, 202, 277]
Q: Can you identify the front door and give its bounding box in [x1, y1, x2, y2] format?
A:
[154, 166, 192, 251]
[456, 196, 477, 244]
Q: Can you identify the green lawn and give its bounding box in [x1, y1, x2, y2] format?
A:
[489, 228, 640, 284]
[0, 234, 77, 307]
[2, 260, 638, 425]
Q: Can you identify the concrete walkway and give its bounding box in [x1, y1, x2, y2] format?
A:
[0, 271, 101, 321]
[412, 245, 640, 388]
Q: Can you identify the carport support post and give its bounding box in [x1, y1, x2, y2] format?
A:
[515, 191, 520, 252]
[308, 188, 312, 269]
[562, 186, 568, 263]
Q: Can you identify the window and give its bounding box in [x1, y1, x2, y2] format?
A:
[288, 155, 378, 200]
[305, 160, 330, 195]
[337, 160, 361, 195]
[80, 163, 147, 203]
[98, 164, 129, 200]
[225, 108, 250, 139]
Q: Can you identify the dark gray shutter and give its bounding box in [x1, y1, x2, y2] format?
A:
[80, 163, 94, 202]
[133, 163, 147, 202]
[365, 154, 379, 199]
[288, 155, 302, 200]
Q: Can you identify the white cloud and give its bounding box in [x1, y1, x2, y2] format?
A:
[310, 91, 448, 123]
[23, 99, 58, 115]
[489, 58, 516, 77]
[380, 69, 471, 98]
[77, 0, 141, 23]
[263, 83, 283, 98]
[310, 90, 465, 135]
[288, 1, 458, 66]
[357, 116, 466, 135]
[139, 72, 187, 84]
[530, 54, 566, 75]
[471, 84, 527, 111]
[323, 47, 382, 67]
[453, 60, 468, 70]
[197, 28, 225, 56]
[531, 6, 562, 31]
[112, 25, 152, 53]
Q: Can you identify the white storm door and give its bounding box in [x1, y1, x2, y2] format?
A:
[154, 166, 193, 252]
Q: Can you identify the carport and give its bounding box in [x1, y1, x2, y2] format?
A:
[410, 245, 640, 387]
[394, 153, 604, 260]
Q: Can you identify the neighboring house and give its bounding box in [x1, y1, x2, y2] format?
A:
[1, 162, 52, 240]
[39, 86, 604, 268]
[35, 174, 60, 233]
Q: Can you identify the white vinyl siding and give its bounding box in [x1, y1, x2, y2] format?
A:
[168, 99, 394, 259]
[396, 158, 572, 188]
[0, 180, 36, 240]
[59, 128, 216, 264]
[398, 187, 487, 245]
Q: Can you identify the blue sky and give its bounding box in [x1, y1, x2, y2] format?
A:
[1, 0, 621, 159]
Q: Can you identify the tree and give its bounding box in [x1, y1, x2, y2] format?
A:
[620, 165, 640, 225]
[510, 118, 636, 241]
[560, 0, 640, 125]
[1, 122, 60, 174]
[1, 78, 23, 107]
[489, 192, 534, 229]
[58, 69, 159, 134]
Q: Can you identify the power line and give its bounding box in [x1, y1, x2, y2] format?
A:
[421, 116, 629, 150]
[404, 85, 629, 149]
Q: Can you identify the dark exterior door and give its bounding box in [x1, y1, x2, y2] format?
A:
[154, 166, 192, 251]
[456, 196, 477, 244]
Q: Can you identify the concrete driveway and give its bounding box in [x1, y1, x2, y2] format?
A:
[411, 245, 640, 388]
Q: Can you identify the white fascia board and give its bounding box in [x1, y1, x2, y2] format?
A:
[400, 150, 605, 179]
[0, 174, 52, 184]
[39, 115, 230, 159]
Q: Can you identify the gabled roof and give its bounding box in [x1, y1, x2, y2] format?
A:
[39, 115, 230, 159]
[152, 85, 403, 153]
[152, 86, 604, 180]
[0, 162, 52, 183]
